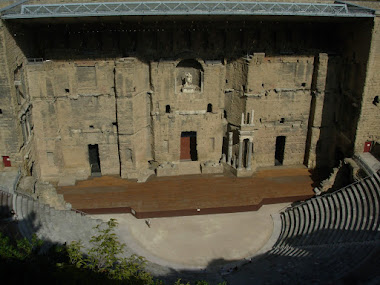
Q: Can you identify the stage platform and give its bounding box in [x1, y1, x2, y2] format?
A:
[57, 166, 316, 219]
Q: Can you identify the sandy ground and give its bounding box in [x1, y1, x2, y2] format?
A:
[93, 203, 289, 269]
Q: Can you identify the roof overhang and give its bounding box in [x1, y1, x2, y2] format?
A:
[0, 1, 376, 20]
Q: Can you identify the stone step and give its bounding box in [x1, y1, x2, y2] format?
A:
[39, 203, 54, 240]
[313, 198, 326, 245]
[274, 213, 286, 247]
[352, 185, 364, 236]
[364, 178, 377, 232]
[330, 193, 342, 244]
[325, 196, 336, 244]
[356, 183, 370, 241]
[368, 176, 380, 232]
[302, 201, 315, 246]
[291, 207, 300, 242]
[309, 198, 320, 244]
[277, 211, 291, 247]
[298, 204, 309, 244]
[15, 195, 29, 240]
[23, 197, 34, 240]
[0, 191, 12, 217]
[20, 196, 32, 240]
[344, 187, 357, 241]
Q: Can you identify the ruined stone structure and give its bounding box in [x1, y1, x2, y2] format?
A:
[0, 0, 380, 184]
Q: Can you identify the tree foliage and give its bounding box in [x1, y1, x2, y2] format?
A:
[0, 218, 227, 285]
[67, 218, 156, 284]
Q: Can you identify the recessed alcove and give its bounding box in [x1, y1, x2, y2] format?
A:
[175, 59, 203, 94]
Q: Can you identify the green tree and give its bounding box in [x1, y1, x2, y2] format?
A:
[67, 218, 156, 284]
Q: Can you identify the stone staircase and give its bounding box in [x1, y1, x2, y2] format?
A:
[226, 171, 380, 284]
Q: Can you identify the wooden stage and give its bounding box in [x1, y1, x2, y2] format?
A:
[57, 167, 316, 218]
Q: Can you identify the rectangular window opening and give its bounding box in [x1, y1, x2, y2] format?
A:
[275, 136, 286, 166]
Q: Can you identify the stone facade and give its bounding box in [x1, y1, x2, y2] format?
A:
[1, 1, 380, 184]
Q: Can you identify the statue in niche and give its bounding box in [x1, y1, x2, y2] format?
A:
[182, 72, 196, 93]
[176, 59, 203, 93]
[184, 72, 193, 87]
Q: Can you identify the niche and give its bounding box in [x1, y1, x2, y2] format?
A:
[166, 105, 171, 113]
[207, 103, 213, 113]
[175, 59, 203, 93]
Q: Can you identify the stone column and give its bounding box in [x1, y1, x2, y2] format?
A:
[247, 138, 253, 170]
[238, 138, 243, 170]
[228, 132, 233, 165]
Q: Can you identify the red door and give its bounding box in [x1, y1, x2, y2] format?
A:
[364, 141, 372, 152]
[2, 156, 11, 167]
[180, 137, 191, 160]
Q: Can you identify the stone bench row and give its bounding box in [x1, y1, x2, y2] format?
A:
[275, 172, 380, 248]
[265, 241, 379, 283]
[10, 191, 101, 249]
[0, 190, 13, 218]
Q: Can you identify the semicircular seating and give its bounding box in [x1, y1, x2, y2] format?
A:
[0, 189, 102, 249]
[227, 171, 380, 284]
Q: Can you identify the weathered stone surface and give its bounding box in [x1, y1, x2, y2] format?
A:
[17, 176, 36, 195]
[0, 5, 379, 187]
[34, 181, 70, 210]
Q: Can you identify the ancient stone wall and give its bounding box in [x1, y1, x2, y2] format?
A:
[355, 14, 380, 152]
[244, 54, 314, 167]
[0, 14, 377, 181]
[115, 58, 152, 179]
[0, 20, 25, 172]
[150, 58, 225, 165]
[26, 61, 120, 181]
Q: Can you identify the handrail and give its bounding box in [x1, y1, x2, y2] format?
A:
[1, 1, 375, 19]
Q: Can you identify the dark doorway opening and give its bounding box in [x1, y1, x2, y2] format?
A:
[180, 132, 198, 161]
[88, 144, 101, 176]
[275, 136, 286, 166]
[243, 139, 249, 168]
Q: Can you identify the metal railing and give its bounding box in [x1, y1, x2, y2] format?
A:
[1, 1, 375, 19]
